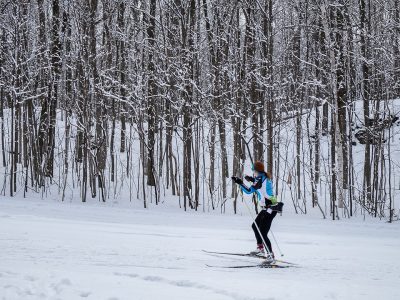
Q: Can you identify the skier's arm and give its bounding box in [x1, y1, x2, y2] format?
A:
[245, 175, 255, 183]
[240, 184, 253, 194]
[253, 177, 263, 189]
[240, 177, 263, 194]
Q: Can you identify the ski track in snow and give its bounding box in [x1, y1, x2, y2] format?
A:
[1, 268, 264, 300]
[1, 198, 400, 300]
[114, 272, 269, 300]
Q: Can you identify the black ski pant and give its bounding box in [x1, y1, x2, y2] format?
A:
[252, 210, 277, 253]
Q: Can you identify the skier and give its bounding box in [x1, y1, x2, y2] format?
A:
[231, 161, 283, 262]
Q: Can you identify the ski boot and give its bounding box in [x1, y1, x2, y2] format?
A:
[264, 252, 275, 264]
[249, 244, 265, 257]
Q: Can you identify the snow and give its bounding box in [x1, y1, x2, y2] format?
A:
[1, 198, 399, 300]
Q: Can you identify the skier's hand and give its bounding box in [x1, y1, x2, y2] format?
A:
[245, 175, 254, 182]
[231, 176, 243, 185]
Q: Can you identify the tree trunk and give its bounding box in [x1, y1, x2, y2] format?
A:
[360, 0, 372, 205]
[146, 0, 157, 188]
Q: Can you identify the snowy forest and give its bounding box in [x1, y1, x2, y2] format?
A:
[2, 1, 400, 299]
[1, 0, 400, 221]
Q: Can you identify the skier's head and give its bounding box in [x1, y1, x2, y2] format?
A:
[253, 161, 265, 173]
[252, 161, 272, 179]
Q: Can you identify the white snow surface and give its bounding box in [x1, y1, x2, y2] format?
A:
[1, 198, 399, 300]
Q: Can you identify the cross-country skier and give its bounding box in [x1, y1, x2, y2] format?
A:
[231, 161, 283, 262]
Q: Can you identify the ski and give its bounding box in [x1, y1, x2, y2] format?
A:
[206, 263, 290, 269]
[202, 250, 298, 266]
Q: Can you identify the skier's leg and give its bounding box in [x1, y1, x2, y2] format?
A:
[252, 212, 263, 245]
[262, 211, 277, 253]
[264, 235, 273, 254]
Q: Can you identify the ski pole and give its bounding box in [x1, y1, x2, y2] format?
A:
[270, 229, 284, 257]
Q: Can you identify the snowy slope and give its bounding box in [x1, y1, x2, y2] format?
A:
[1, 198, 399, 300]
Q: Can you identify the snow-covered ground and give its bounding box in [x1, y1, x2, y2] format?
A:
[1, 198, 399, 300]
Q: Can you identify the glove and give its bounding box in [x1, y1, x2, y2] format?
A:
[231, 176, 243, 185]
[245, 175, 255, 182]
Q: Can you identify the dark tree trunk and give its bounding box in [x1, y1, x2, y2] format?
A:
[146, 0, 157, 188]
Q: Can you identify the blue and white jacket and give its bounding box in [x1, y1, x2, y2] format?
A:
[240, 173, 274, 207]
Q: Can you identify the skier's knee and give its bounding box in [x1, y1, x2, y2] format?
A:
[252, 222, 257, 230]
